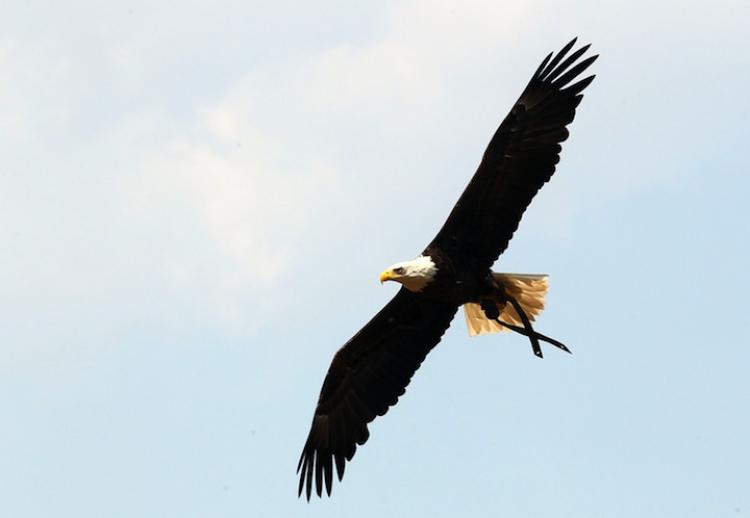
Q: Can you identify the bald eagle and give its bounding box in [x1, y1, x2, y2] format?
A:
[298, 39, 597, 499]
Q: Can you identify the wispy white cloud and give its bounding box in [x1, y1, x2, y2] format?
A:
[0, 1, 543, 372]
[4, 0, 747, 369]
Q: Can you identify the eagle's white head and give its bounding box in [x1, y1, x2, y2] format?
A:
[379, 255, 438, 293]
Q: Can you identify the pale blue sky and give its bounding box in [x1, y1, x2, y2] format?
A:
[2, 1, 749, 517]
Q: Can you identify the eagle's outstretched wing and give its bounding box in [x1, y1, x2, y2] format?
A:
[297, 289, 457, 499]
[429, 38, 597, 271]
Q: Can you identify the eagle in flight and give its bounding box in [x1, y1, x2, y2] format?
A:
[298, 38, 597, 499]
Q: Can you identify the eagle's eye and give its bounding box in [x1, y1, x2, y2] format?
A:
[393, 267, 405, 275]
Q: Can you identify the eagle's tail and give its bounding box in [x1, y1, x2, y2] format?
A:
[463, 273, 548, 337]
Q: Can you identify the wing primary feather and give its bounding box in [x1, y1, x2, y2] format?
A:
[540, 38, 577, 79]
[315, 449, 324, 497]
[324, 451, 334, 496]
[331, 411, 347, 480]
[532, 51, 554, 80]
[305, 450, 314, 500]
[340, 402, 359, 460]
[344, 441, 356, 462]
[335, 452, 346, 481]
[297, 448, 308, 496]
[296, 442, 307, 473]
[565, 75, 596, 96]
[552, 55, 599, 88]
[297, 457, 306, 497]
[334, 408, 352, 462]
[544, 44, 591, 82]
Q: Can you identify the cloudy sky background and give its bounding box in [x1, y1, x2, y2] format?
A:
[2, 1, 749, 516]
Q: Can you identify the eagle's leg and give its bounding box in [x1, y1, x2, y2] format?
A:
[478, 279, 570, 357]
[493, 297, 572, 358]
[478, 293, 542, 357]
[507, 296, 543, 358]
[496, 296, 572, 357]
[493, 316, 572, 356]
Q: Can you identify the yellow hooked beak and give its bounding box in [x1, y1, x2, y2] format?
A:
[379, 270, 394, 284]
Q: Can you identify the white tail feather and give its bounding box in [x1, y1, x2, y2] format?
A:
[463, 273, 549, 337]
